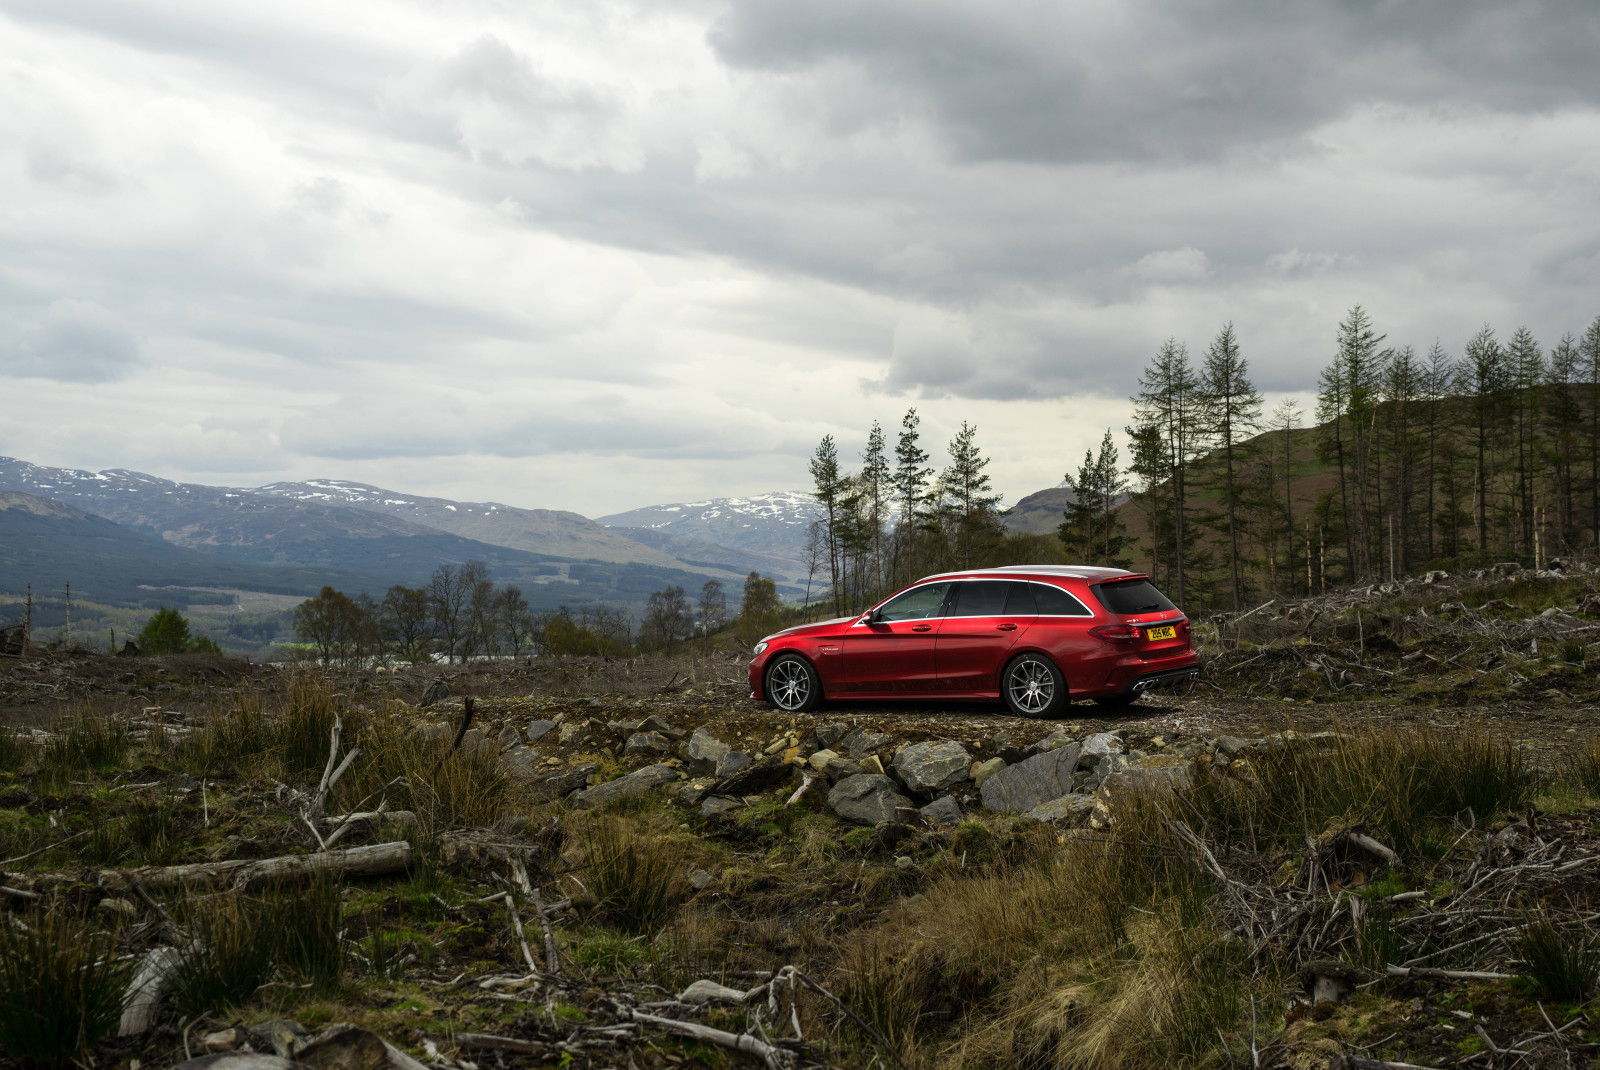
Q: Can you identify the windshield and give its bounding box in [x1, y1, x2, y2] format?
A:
[1091, 578, 1176, 615]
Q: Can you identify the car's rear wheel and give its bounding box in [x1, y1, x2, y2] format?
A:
[765, 654, 821, 712]
[1093, 692, 1142, 709]
[1001, 653, 1069, 718]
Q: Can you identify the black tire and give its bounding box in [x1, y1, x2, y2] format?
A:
[765, 654, 822, 712]
[1001, 653, 1069, 718]
[1093, 691, 1142, 709]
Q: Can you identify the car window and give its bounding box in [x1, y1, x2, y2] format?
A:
[875, 582, 951, 622]
[949, 580, 1011, 617]
[1033, 583, 1094, 616]
[1091, 578, 1176, 614]
[1002, 582, 1037, 615]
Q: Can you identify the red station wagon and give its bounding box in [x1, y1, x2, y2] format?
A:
[747, 566, 1199, 717]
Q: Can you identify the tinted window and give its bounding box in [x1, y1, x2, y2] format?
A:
[1002, 582, 1037, 616]
[1033, 583, 1093, 616]
[876, 583, 951, 622]
[1091, 579, 1176, 614]
[949, 581, 1011, 617]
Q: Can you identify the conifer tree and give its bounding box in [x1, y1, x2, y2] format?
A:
[892, 408, 933, 583]
[808, 435, 844, 615]
[1132, 339, 1201, 604]
[1199, 323, 1263, 610]
[939, 421, 1003, 569]
[860, 421, 891, 595]
[1060, 430, 1129, 566]
[1545, 334, 1581, 552]
[1463, 325, 1506, 555]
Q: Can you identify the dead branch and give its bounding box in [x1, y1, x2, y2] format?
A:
[628, 1010, 794, 1070]
[103, 840, 411, 892]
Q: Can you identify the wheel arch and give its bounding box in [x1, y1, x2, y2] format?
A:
[999, 647, 1070, 697]
[763, 648, 827, 700]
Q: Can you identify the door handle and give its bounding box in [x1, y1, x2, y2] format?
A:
[911, 624, 933, 632]
[996, 623, 1018, 631]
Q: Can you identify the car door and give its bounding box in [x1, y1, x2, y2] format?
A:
[840, 581, 951, 693]
[934, 580, 1038, 693]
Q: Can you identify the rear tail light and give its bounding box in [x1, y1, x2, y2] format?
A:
[1089, 624, 1143, 643]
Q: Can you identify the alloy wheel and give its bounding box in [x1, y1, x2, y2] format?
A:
[1007, 657, 1055, 715]
[768, 658, 812, 711]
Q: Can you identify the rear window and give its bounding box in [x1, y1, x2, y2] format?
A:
[1091, 578, 1176, 614]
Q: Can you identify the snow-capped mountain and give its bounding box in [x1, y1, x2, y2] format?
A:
[598, 492, 820, 571]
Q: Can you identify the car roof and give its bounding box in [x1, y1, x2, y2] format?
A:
[916, 565, 1142, 584]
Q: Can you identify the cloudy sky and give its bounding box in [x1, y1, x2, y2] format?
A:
[3, 1, 1598, 517]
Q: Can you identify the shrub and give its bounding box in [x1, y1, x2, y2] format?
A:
[277, 674, 345, 779]
[0, 908, 132, 1068]
[1514, 913, 1600, 1001]
[581, 818, 681, 936]
[138, 606, 192, 654]
[168, 894, 276, 1016]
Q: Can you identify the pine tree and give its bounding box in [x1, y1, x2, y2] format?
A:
[1132, 339, 1201, 604]
[1060, 430, 1129, 566]
[860, 421, 891, 596]
[892, 408, 933, 583]
[1582, 317, 1600, 544]
[1268, 400, 1302, 593]
[1382, 346, 1420, 576]
[939, 421, 1003, 569]
[1125, 421, 1168, 578]
[1545, 334, 1581, 553]
[1335, 306, 1388, 579]
[809, 435, 844, 615]
[1420, 341, 1454, 562]
[1199, 323, 1263, 610]
[1463, 325, 1506, 556]
[1506, 326, 1545, 555]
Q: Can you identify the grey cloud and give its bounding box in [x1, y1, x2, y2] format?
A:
[710, 0, 1600, 162]
[3, 300, 144, 383]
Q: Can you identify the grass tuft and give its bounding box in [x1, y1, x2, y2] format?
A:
[581, 817, 682, 936]
[0, 908, 133, 1069]
[1513, 912, 1600, 1001]
[168, 893, 277, 1016]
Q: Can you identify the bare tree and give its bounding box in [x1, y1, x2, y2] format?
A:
[697, 580, 727, 651]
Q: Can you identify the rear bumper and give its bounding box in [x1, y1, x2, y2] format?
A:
[1121, 664, 1201, 695]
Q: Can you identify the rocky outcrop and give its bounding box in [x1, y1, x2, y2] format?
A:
[522, 761, 599, 801]
[979, 744, 1081, 813]
[683, 726, 730, 773]
[828, 774, 913, 825]
[919, 795, 963, 825]
[890, 740, 972, 794]
[1024, 793, 1096, 824]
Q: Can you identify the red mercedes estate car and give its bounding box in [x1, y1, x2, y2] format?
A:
[747, 566, 1198, 717]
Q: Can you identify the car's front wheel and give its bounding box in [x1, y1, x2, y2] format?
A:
[1001, 653, 1069, 718]
[765, 654, 822, 712]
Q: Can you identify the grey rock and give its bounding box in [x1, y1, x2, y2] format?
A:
[573, 764, 680, 808]
[839, 728, 892, 759]
[526, 761, 600, 802]
[699, 796, 741, 817]
[688, 868, 715, 890]
[297, 1023, 429, 1069]
[1215, 735, 1261, 757]
[890, 740, 973, 793]
[460, 727, 491, 758]
[498, 726, 522, 751]
[1079, 732, 1122, 765]
[525, 719, 557, 743]
[893, 855, 915, 870]
[824, 757, 864, 781]
[1092, 753, 1130, 782]
[638, 714, 685, 739]
[828, 774, 913, 825]
[248, 1021, 310, 1058]
[624, 731, 670, 757]
[411, 721, 451, 741]
[1101, 757, 1193, 796]
[1035, 730, 1077, 752]
[919, 795, 963, 825]
[715, 750, 753, 778]
[419, 679, 449, 708]
[713, 756, 792, 795]
[1024, 793, 1097, 824]
[98, 897, 137, 918]
[980, 744, 1082, 813]
[808, 748, 840, 772]
[499, 745, 541, 778]
[684, 727, 731, 773]
[814, 722, 851, 749]
[971, 756, 1006, 788]
[677, 781, 712, 804]
[558, 722, 590, 746]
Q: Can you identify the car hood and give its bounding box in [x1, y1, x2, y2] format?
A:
[763, 616, 857, 643]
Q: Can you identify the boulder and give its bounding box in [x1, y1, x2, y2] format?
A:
[715, 751, 754, 778]
[677, 781, 712, 804]
[638, 714, 685, 739]
[499, 746, 541, 778]
[891, 740, 973, 793]
[713, 756, 793, 795]
[859, 755, 885, 776]
[688, 868, 716, 891]
[1024, 793, 1096, 825]
[525, 719, 557, 743]
[497, 725, 521, 751]
[558, 722, 590, 746]
[814, 723, 851, 749]
[699, 796, 741, 817]
[838, 728, 892, 759]
[1097, 754, 1193, 799]
[524, 761, 598, 801]
[624, 731, 670, 757]
[683, 727, 731, 773]
[410, 722, 451, 741]
[808, 748, 840, 773]
[919, 795, 963, 825]
[980, 743, 1081, 813]
[419, 680, 450, 708]
[1078, 732, 1122, 765]
[1086, 752, 1129, 787]
[824, 757, 863, 781]
[249, 1021, 310, 1058]
[828, 774, 913, 825]
[572, 764, 680, 808]
[970, 757, 1006, 788]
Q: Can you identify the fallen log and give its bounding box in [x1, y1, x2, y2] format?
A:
[628, 1010, 793, 1069]
[102, 840, 411, 892]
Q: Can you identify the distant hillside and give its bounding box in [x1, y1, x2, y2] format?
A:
[1003, 485, 1131, 536]
[599, 492, 818, 576]
[0, 490, 395, 608]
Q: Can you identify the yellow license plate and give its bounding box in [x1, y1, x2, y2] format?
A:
[1146, 625, 1176, 641]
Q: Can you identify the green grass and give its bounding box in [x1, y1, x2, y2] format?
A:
[1514, 913, 1600, 1001]
[0, 908, 133, 1069]
[581, 817, 682, 937]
